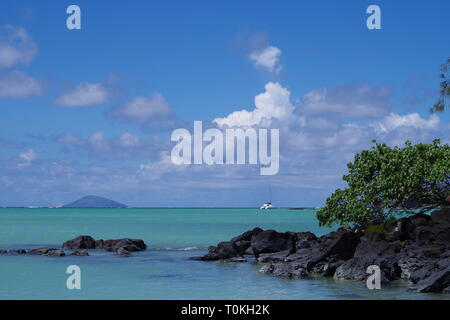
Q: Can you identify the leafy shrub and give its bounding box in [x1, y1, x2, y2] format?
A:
[317, 140, 450, 228]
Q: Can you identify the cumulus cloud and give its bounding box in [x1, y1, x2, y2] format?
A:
[19, 149, 37, 162]
[85, 131, 162, 159]
[138, 151, 186, 180]
[0, 70, 42, 98]
[0, 25, 37, 68]
[205, 81, 447, 194]
[368, 113, 442, 147]
[16, 149, 37, 169]
[284, 112, 445, 167]
[2, 75, 449, 207]
[249, 45, 282, 73]
[374, 113, 440, 133]
[214, 82, 294, 127]
[55, 82, 109, 107]
[282, 116, 364, 157]
[301, 83, 391, 119]
[55, 130, 164, 160]
[110, 92, 172, 124]
[3, 109, 449, 206]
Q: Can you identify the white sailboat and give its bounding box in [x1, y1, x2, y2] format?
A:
[260, 184, 275, 210]
[260, 202, 273, 210]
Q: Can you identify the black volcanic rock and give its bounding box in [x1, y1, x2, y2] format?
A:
[259, 261, 308, 279]
[195, 241, 241, 261]
[257, 249, 293, 263]
[95, 238, 147, 252]
[2, 236, 145, 258]
[28, 247, 57, 255]
[191, 207, 450, 294]
[325, 228, 362, 260]
[63, 235, 147, 256]
[63, 235, 96, 249]
[261, 228, 362, 277]
[44, 249, 65, 257]
[191, 228, 264, 261]
[231, 227, 263, 242]
[8, 249, 26, 254]
[294, 232, 317, 249]
[63, 195, 127, 208]
[71, 250, 89, 256]
[411, 266, 450, 293]
[251, 230, 296, 257]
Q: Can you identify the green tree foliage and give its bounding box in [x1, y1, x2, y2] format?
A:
[317, 140, 450, 228]
[430, 58, 449, 113]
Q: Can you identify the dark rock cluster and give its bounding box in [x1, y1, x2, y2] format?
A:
[0, 236, 147, 258]
[191, 208, 450, 294]
[62, 235, 147, 256]
[0, 247, 66, 256]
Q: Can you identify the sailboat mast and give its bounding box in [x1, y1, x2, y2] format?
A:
[269, 184, 272, 203]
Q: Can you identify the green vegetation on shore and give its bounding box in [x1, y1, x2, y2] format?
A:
[317, 140, 450, 228]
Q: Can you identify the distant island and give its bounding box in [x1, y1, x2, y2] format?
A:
[63, 195, 127, 208]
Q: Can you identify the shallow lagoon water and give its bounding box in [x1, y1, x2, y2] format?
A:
[0, 208, 448, 300]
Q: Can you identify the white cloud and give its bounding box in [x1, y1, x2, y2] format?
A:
[301, 84, 391, 119]
[16, 149, 37, 169]
[0, 25, 37, 68]
[0, 70, 42, 98]
[249, 46, 282, 73]
[138, 152, 189, 181]
[55, 82, 109, 107]
[19, 149, 37, 162]
[286, 120, 367, 152]
[111, 92, 172, 124]
[286, 112, 442, 157]
[119, 132, 141, 147]
[374, 113, 440, 133]
[54, 130, 164, 160]
[2, 72, 449, 207]
[214, 82, 294, 127]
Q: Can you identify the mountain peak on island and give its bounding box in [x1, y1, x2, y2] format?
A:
[63, 195, 127, 208]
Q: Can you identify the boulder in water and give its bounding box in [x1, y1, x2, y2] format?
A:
[63, 235, 96, 249]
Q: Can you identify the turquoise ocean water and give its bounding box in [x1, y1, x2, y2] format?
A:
[0, 208, 447, 300]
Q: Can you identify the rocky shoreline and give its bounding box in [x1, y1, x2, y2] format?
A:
[0, 236, 147, 257]
[2, 209, 449, 294]
[191, 208, 450, 294]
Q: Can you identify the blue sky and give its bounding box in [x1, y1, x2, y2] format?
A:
[0, 0, 449, 207]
